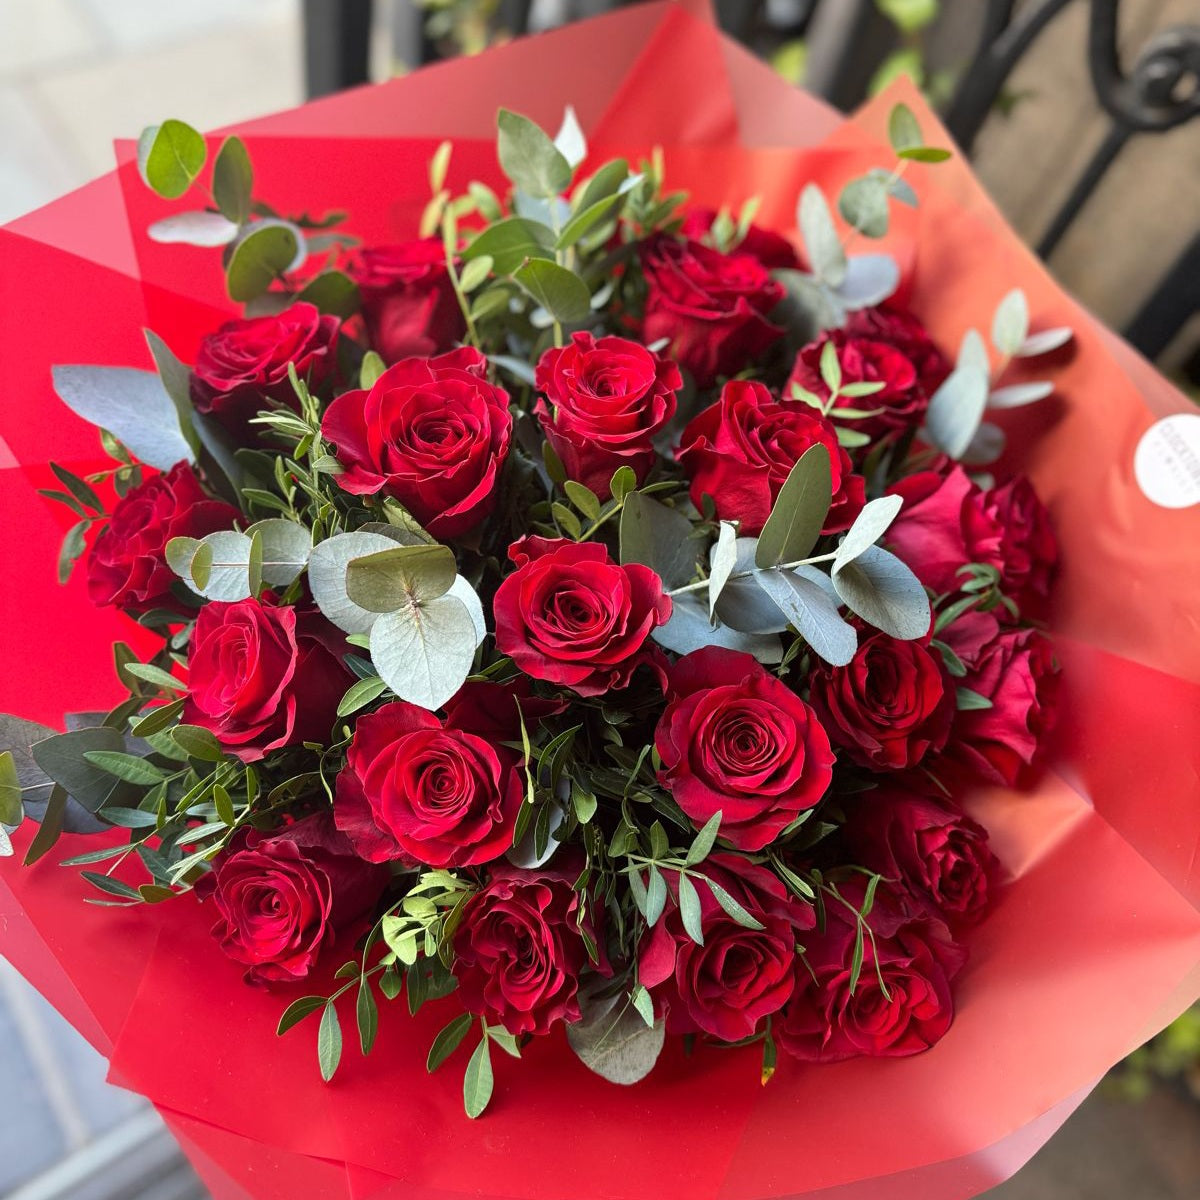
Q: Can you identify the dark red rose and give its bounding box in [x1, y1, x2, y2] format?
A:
[777, 883, 966, 1062]
[984, 476, 1057, 615]
[85, 461, 239, 613]
[452, 862, 594, 1036]
[655, 647, 834, 851]
[679, 207, 802, 270]
[640, 235, 784, 388]
[639, 853, 814, 1041]
[493, 537, 671, 697]
[939, 610, 1058, 785]
[677, 379, 865, 536]
[201, 813, 388, 985]
[808, 628, 953, 771]
[321, 346, 511, 539]
[534, 332, 679, 500]
[183, 600, 349, 762]
[886, 467, 1005, 596]
[334, 699, 522, 868]
[190, 302, 339, 438]
[842, 785, 1000, 930]
[351, 239, 466, 364]
[844, 303, 951, 398]
[788, 329, 927, 438]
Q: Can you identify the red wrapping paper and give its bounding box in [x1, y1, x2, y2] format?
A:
[2, 4, 1198, 1197]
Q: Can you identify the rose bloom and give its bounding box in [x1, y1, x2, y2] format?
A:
[639, 853, 814, 1041]
[534, 332, 679, 500]
[493, 536, 671, 697]
[788, 328, 928, 439]
[200, 813, 388, 984]
[844, 303, 951, 398]
[453, 863, 594, 1036]
[679, 207, 802, 270]
[640, 234, 784, 388]
[85, 461, 239, 613]
[777, 883, 967, 1062]
[984, 476, 1057, 615]
[677, 379, 865, 535]
[321, 346, 511, 539]
[183, 599, 349, 762]
[352, 239, 466, 364]
[334, 696, 522, 868]
[655, 647, 834, 851]
[190, 302, 339, 437]
[940, 610, 1058, 785]
[842, 784, 1000, 930]
[808, 628, 954, 771]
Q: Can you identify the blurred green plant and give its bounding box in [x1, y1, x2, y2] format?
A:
[1106, 1005, 1200, 1102]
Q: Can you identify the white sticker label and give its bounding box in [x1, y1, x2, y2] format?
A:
[1134, 413, 1200, 509]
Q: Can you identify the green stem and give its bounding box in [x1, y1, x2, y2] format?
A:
[667, 551, 839, 597]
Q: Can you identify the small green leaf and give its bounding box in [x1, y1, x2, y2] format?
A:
[677, 873, 704, 945]
[427, 1012, 475, 1073]
[897, 146, 952, 163]
[513, 259, 591, 325]
[123, 662, 185, 692]
[610, 465, 637, 502]
[755, 445, 833, 569]
[318, 1003, 343, 1082]
[819, 341, 842, 393]
[357, 979, 379, 1055]
[50, 463, 102, 513]
[497, 108, 572, 198]
[832, 544, 931, 640]
[462, 217, 556, 275]
[82, 751, 168, 786]
[297, 270, 360, 318]
[685, 811, 722, 866]
[797, 184, 846, 287]
[645, 866, 667, 927]
[834, 495, 904, 570]
[212, 136, 253, 224]
[887, 103, 923, 153]
[707, 521, 739, 619]
[956, 686, 994, 711]
[555, 192, 624, 250]
[80, 871, 140, 900]
[838, 174, 890, 238]
[564, 480, 601, 521]
[463, 1030, 494, 1119]
[0, 750, 22, 826]
[345, 543, 457, 612]
[631, 985, 655, 1027]
[429, 140, 453, 193]
[336, 675, 388, 718]
[58, 521, 88, 585]
[360, 350, 386, 388]
[129, 698, 185, 738]
[703, 877, 766, 930]
[213, 784, 235, 826]
[227, 223, 299, 303]
[172, 725, 224, 762]
[138, 119, 206, 199]
[991, 288, 1029, 356]
[458, 255, 493, 293]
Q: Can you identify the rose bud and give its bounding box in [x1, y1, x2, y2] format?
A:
[808, 629, 954, 771]
[321, 346, 511, 540]
[85, 461, 239, 613]
[677, 379, 865, 536]
[844, 303, 952, 398]
[984, 475, 1057, 616]
[639, 853, 814, 1041]
[938, 610, 1059, 785]
[452, 863, 596, 1036]
[679, 207, 802, 270]
[351, 239, 466, 364]
[534, 332, 679, 500]
[777, 882, 967, 1062]
[655, 647, 834, 851]
[333, 699, 522, 868]
[493, 536, 671, 697]
[200, 812, 388, 985]
[190, 302, 340, 439]
[841, 784, 1001, 930]
[639, 234, 784, 388]
[183, 599, 350, 762]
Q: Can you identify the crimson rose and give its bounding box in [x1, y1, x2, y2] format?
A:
[190, 302, 339, 437]
[655, 647, 834, 851]
[183, 599, 349, 762]
[493, 537, 671, 697]
[679, 207, 802, 270]
[808, 628, 953, 771]
[534, 332, 679, 499]
[639, 854, 814, 1041]
[86, 461, 239, 612]
[844, 303, 951, 398]
[985, 476, 1057, 615]
[640, 235, 784, 388]
[677, 379, 864, 535]
[321, 346, 511, 539]
[777, 885, 966, 1062]
[201, 813, 387, 984]
[334, 695, 522, 867]
[453, 863, 593, 1036]
[352, 239, 466, 363]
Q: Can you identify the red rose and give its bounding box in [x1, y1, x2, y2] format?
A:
[788, 329, 927, 438]
[679, 207, 802, 270]
[321, 346, 511, 539]
[984, 476, 1057, 615]
[808, 629, 953, 771]
[201, 813, 388, 984]
[452, 863, 593, 1036]
[886, 467, 1005, 596]
[639, 853, 814, 1041]
[640, 235, 784, 388]
[334, 698, 522, 868]
[655, 647, 834, 851]
[842, 785, 1000, 929]
[844, 303, 951, 398]
[677, 379, 865, 536]
[493, 537, 671, 697]
[939, 610, 1058, 785]
[190, 302, 339, 437]
[777, 883, 966, 1062]
[352, 239, 466, 364]
[183, 600, 349, 762]
[86, 461, 239, 613]
[534, 332, 679, 500]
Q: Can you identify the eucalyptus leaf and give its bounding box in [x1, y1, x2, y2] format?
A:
[957, 328, 991, 375]
[619, 492, 702, 590]
[838, 175, 889, 238]
[297, 270, 360, 318]
[369, 594, 477, 711]
[181, 530, 255, 601]
[245, 519, 312, 585]
[922, 365, 989, 459]
[991, 289, 1029, 355]
[137, 119, 206, 199]
[707, 522, 739, 618]
[147, 211, 239, 247]
[1016, 327, 1073, 357]
[832, 544, 930, 640]
[797, 185, 846, 287]
[497, 108, 572, 198]
[834, 495, 904, 569]
[653, 593, 783, 664]
[962, 421, 1007, 466]
[345, 543, 457, 612]
[462, 217, 556, 275]
[0, 715, 106, 834]
[227, 222, 300, 303]
[554, 104, 587, 168]
[0, 750, 22, 826]
[887, 103, 923, 153]
[513, 260, 591, 325]
[566, 993, 666, 1085]
[309, 531, 403, 634]
[755, 570, 857, 666]
[755, 445, 832, 569]
[987, 381, 1054, 409]
[869, 167, 917, 207]
[837, 254, 901, 309]
[212, 135, 253, 224]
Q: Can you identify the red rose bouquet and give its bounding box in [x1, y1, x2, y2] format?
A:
[2, 4, 1197, 1199]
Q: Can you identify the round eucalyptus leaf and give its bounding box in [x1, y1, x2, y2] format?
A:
[832, 545, 930, 640]
[837, 254, 900, 309]
[756, 570, 857, 666]
[147, 211, 239, 247]
[246, 519, 312, 586]
[309, 531, 400, 634]
[138, 119, 206, 199]
[226, 222, 302, 303]
[369, 594, 478, 711]
[566, 992, 666, 1085]
[653, 593, 783, 664]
